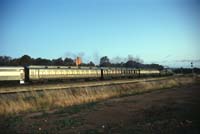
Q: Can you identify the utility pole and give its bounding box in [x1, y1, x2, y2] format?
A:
[191, 62, 194, 76]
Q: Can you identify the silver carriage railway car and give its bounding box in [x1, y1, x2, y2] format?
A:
[140, 69, 160, 76]
[160, 68, 174, 76]
[0, 67, 25, 84]
[26, 65, 101, 81]
[101, 67, 140, 78]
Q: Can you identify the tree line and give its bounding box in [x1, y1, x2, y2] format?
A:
[99, 56, 164, 70]
[173, 68, 200, 74]
[0, 55, 164, 70]
[0, 55, 85, 66]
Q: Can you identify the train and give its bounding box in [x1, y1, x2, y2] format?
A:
[0, 65, 173, 84]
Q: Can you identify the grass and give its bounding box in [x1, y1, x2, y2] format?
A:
[81, 129, 101, 134]
[55, 118, 82, 128]
[0, 76, 197, 116]
[54, 101, 97, 115]
[0, 115, 23, 134]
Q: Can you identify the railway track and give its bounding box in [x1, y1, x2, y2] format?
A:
[0, 76, 175, 95]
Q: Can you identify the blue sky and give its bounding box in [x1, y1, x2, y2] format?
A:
[0, 0, 200, 67]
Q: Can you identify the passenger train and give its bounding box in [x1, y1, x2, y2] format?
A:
[0, 65, 173, 84]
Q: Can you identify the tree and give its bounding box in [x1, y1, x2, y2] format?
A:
[10, 58, 20, 66]
[124, 60, 141, 68]
[0, 56, 12, 65]
[35, 58, 52, 65]
[19, 55, 32, 66]
[88, 61, 95, 66]
[149, 64, 164, 70]
[64, 57, 75, 66]
[52, 58, 64, 65]
[100, 56, 111, 67]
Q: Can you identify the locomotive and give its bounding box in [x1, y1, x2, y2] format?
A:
[0, 65, 173, 84]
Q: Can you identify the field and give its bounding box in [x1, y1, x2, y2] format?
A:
[0, 76, 199, 134]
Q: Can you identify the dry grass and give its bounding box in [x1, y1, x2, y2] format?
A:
[0, 76, 197, 116]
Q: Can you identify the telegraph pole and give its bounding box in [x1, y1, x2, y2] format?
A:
[191, 62, 194, 77]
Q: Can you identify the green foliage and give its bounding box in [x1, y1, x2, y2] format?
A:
[100, 56, 111, 67]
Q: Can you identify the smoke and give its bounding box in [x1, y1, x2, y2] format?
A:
[77, 52, 85, 58]
[63, 52, 144, 65]
[64, 52, 76, 59]
[110, 56, 126, 63]
[127, 55, 134, 61]
[93, 52, 100, 65]
[111, 55, 144, 64]
[64, 51, 97, 64]
[63, 52, 86, 61]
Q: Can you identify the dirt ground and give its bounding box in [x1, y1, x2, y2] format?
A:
[0, 83, 200, 134]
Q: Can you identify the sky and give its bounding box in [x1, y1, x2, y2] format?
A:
[0, 0, 200, 68]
